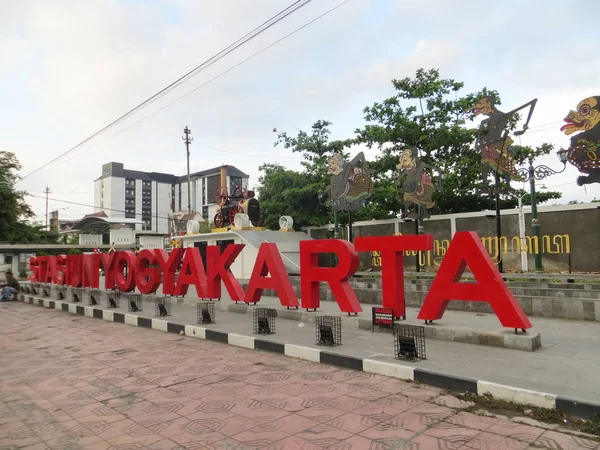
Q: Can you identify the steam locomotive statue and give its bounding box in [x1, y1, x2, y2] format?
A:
[214, 185, 260, 228]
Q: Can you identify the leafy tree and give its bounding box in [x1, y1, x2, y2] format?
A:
[0, 151, 59, 244]
[356, 68, 560, 215]
[258, 121, 356, 229]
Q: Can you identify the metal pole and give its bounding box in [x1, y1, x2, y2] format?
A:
[183, 127, 193, 213]
[529, 158, 543, 272]
[494, 172, 504, 273]
[518, 196, 528, 272]
[415, 205, 421, 273]
[44, 186, 51, 230]
[348, 211, 353, 243]
[333, 210, 339, 239]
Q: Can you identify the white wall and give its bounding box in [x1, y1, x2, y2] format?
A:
[180, 181, 189, 212]
[154, 181, 171, 234]
[109, 228, 135, 245]
[135, 179, 143, 227]
[79, 234, 102, 246]
[104, 176, 125, 218]
[93, 179, 102, 212]
[139, 235, 164, 249]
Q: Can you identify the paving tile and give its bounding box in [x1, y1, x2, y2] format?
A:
[447, 411, 501, 431]
[534, 429, 600, 450]
[487, 419, 546, 443]
[464, 431, 532, 449]
[297, 405, 349, 422]
[4, 302, 599, 450]
[294, 422, 354, 448]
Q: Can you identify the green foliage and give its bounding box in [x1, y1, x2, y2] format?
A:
[357, 68, 521, 214]
[257, 163, 331, 230]
[67, 248, 83, 255]
[0, 151, 60, 244]
[258, 121, 356, 229]
[18, 269, 27, 279]
[258, 69, 563, 227]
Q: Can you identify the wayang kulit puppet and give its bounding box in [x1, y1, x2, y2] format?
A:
[395, 147, 443, 221]
[560, 96, 600, 186]
[325, 152, 374, 211]
[469, 96, 537, 193]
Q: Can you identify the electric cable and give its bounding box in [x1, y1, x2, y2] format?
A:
[20, 0, 314, 181]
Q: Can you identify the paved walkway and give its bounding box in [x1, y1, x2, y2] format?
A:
[2, 302, 599, 450]
[141, 291, 600, 404]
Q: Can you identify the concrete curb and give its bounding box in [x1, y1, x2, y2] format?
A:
[17, 294, 600, 420]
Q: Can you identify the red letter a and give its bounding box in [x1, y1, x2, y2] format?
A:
[355, 234, 432, 319]
[300, 239, 360, 313]
[206, 244, 245, 301]
[174, 248, 207, 297]
[417, 231, 532, 329]
[244, 243, 299, 307]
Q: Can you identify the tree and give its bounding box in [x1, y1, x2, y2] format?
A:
[0, 151, 59, 244]
[356, 68, 561, 215]
[258, 121, 356, 229]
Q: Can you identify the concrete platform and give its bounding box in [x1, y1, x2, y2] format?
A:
[15, 289, 600, 420]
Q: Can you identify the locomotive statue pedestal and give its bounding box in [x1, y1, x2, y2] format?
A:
[213, 185, 261, 230]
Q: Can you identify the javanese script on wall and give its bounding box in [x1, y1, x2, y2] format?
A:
[370, 234, 570, 268]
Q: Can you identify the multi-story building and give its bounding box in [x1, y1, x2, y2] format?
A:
[94, 162, 250, 234]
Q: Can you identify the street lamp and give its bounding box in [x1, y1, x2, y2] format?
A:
[517, 149, 570, 272]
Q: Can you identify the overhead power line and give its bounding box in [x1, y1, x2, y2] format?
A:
[20, 0, 314, 181]
[20, 0, 351, 178]
[28, 194, 172, 222]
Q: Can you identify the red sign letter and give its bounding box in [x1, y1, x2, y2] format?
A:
[174, 248, 207, 297]
[29, 257, 39, 282]
[244, 242, 299, 307]
[206, 244, 245, 301]
[82, 254, 100, 288]
[299, 239, 360, 313]
[53, 255, 67, 285]
[355, 234, 433, 318]
[417, 231, 532, 329]
[112, 251, 137, 292]
[67, 254, 82, 287]
[135, 249, 161, 294]
[154, 249, 184, 295]
[99, 253, 116, 289]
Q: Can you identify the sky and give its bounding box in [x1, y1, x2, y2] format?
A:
[2, 0, 600, 224]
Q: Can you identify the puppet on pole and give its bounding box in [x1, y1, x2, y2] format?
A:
[469, 96, 537, 193]
[560, 96, 600, 186]
[395, 147, 443, 221]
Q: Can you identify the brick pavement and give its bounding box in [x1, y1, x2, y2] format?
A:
[1, 302, 598, 450]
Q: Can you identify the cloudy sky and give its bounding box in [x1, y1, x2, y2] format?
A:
[2, 0, 599, 223]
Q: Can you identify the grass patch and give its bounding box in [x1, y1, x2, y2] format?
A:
[458, 392, 600, 437]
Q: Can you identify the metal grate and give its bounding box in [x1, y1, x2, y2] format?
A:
[127, 294, 143, 312]
[71, 288, 83, 303]
[31, 283, 39, 295]
[316, 315, 342, 347]
[55, 286, 66, 300]
[42, 284, 51, 298]
[253, 308, 277, 335]
[393, 324, 426, 362]
[155, 296, 172, 317]
[88, 290, 100, 306]
[196, 302, 215, 324]
[107, 289, 120, 309]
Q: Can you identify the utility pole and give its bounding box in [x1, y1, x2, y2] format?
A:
[182, 127, 193, 213]
[44, 186, 51, 230]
